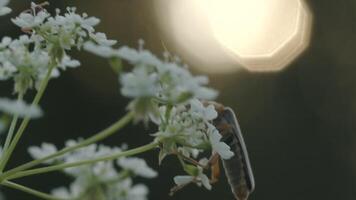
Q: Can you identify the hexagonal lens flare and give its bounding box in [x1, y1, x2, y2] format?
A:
[154, 0, 313, 73]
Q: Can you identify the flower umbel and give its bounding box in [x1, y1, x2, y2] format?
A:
[28, 140, 156, 200]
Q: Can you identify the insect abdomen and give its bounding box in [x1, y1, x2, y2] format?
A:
[222, 134, 250, 200]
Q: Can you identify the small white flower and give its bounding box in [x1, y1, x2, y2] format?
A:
[117, 46, 162, 67]
[108, 179, 149, 200]
[90, 32, 117, 46]
[58, 55, 81, 69]
[92, 161, 118, 181]
[156, 62, 218, 103]
[51, 141, 153, 200]
[12, 10, 49, 29]
[207, 124, 234, 159]
[174, 166, 211, 190]
[0, 0, 11, 16]
[0, 62, 16, 81]
[0, 36, 11, 48]
[28, 143, 58, 164]
[126, 184, 149, 200]
[0, 98, 43, 118]
[51, 187, 71, 199]
[83, 42, 118, 58]
[120, 67, 159, 98]
[117, 157, 157, 178]
[190, 99, 218, 121]
[173, 175, 194, 185]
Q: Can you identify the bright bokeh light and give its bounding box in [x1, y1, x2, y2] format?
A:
[154, 0, 312, 73]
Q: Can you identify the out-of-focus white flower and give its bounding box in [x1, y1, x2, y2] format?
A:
[51, 187, 71, 199]
[58, 55, 81, 70]
[117, 157, 157, 178]
[156, 62, 218, 102]
[90, 32, 117, 46]
[85, 39, 218, 106]
[207, 124, 234, 160]
[122, 50, 217, 103]
[38, 140, 154, 200]
[83, 42, 118, 58]
[92, 161, 119, 181]
[117, 46, 162, 67]
[125, 184, 149, 200]
[120, 67, 159, 98]
[28, 143, 58, 164]
[0, 36, 11, 50]
[0, 0, 11, 16]
[1, 4, 113, 95]
[107, 179, 149, 200]
[174, 166, 211, 190]
[0, 98, 42, 118]
[12, 11, 49, 29]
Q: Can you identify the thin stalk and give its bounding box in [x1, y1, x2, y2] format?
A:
[1, 93, 24, 171]
[1, 180, 64, 200]
[0, 112, 134, 180]
[7, 142, 158, 180]
[0, 66, 54, 172]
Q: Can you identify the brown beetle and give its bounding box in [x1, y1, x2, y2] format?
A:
[210, 102, 255, 200]
[170, 102, 255, 200]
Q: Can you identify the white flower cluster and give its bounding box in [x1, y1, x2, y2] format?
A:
[11, 4, 115, 51]
[153, 100, 234, 190]
[154, 100, 233, 160]
[85, 38, 233, 191]
[0, 1, 233, 197]
[0, 0, 11, 16]
[0, 2, 114, 95]
[85, 40, 218, 123]
[28, 140, 157, 200]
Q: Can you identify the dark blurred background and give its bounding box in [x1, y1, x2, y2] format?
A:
[1, 0, 356, 199]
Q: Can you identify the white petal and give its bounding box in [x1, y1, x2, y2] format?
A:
[117, 157, 157, 178]
[199, 173, 212, 190]
[0, 7, 11, 16]
[173, 176, 194, 186]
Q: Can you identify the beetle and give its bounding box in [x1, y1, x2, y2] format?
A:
[170, 102, 255, 200]
[210, 102, 255, 200]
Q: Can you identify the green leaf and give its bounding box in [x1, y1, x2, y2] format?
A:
[183, 164, 199, 176]
[109, 58, 123, 74]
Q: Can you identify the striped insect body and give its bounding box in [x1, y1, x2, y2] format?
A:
[213, 106, 255, 200]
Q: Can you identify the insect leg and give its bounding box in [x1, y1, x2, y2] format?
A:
[172, 151, 208, 169]
[210, 153, 221, 184]
[169, 181, 193, 196]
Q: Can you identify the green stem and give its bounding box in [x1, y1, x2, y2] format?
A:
[1, 94, 24, 172]
[0, 66, 54, 172]
[6, 142, 158, 180]
[0, 112, 134, 180]
[1, 180, 64, 200]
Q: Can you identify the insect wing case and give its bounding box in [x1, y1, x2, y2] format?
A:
[221, 107, 255, 193]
